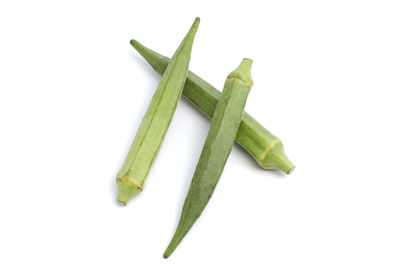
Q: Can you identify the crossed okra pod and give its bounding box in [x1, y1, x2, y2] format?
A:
[115, 17, 294, 258]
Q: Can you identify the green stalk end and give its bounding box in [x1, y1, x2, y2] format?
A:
[116, 177, 142, 205]
[262, 141, 295, 174]
[228, 58, 254, 86]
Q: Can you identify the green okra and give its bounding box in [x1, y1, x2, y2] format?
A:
[130, 40, 294, 174]
[163, 59, 254, 258]
[116, 18, 200, 205]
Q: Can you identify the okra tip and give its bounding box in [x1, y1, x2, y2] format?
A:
[130, 39, 145, 57]
[163, 243, 176, 259]
[130, 39, 139, 47]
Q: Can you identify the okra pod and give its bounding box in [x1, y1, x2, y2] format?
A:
[163, 59, 253, 258]
[130, 40, 294, 174]
[116, 18, 200, 205]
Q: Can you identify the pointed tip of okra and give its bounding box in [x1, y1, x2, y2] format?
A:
[182, 17, 200, 40]
[228, 58, 254, 86]
[163, 231, 185, 258]
[163, 243, 175, 259]
[262, 141, 295, 174]
[130, 39, 139, 47]
[116, 178, 142, 206]
[192, 17, 200, 27]
[130, 39, 150, 56]
[186, 17, 200, 38]
[130, 39, 148, 59]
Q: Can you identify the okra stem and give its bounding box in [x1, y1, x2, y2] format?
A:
[130, 40, 294, 174]
[116, 18, 200, 205]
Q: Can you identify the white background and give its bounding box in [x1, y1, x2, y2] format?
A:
[1, 0, 399, 264]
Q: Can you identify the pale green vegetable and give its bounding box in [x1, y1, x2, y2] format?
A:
[116, 18, 200, 205]
[164, 59, 253, 258]
[130, 40, 294, 174]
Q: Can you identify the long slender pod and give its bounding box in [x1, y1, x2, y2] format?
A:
[116, 18, 200, 205]
[163, 59, 254, 258]
[130, 40, 294, 174]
